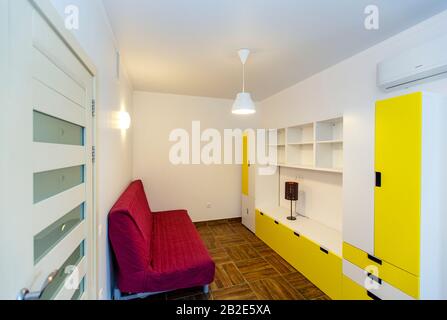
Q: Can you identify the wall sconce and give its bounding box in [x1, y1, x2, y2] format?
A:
[119, 111, 131, 130]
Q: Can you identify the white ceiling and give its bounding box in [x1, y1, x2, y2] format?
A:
[103, 0, 447, 101]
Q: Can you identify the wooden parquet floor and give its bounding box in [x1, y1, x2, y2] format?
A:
[145, 218, 330, 301]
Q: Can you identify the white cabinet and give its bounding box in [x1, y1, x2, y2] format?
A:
[242, 194, 255, 233]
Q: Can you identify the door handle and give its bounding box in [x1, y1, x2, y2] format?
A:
[375, 172, 382, 187]
[17, 269, 59, 300]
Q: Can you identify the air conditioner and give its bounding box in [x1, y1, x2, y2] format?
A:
[377, 35, 447, 91]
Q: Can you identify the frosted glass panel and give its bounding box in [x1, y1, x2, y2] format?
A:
[34, 204, 84, 264]
[39, 242, 84, 300]
[33, 111, 84, 146]
[34, 166, 84, 203]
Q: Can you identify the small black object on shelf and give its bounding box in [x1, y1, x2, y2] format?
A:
[285, 182, 299, 221]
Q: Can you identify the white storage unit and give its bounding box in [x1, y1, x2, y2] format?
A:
[268, 117, 344, 173]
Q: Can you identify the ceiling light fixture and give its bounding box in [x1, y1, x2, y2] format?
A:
[232, 49, 256, 115]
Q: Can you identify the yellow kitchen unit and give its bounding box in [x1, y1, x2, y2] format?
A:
[242, 133, 256, 232]
[343, 92, 447, 300]
[256, 208, 343, 300]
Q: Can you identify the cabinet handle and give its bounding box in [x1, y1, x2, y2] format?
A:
[274, 221, 279, 225]
[367, 254, 383, 265]
[260, 212, 264, 216]
[294, 232, 300, 237]
[367, 273, 382, 285]
[320, 247, 329, 254]
[375, 172, 382, 187]
[367, 291, 381, 301]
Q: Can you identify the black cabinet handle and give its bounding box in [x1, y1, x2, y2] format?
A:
[320, 247, 329, 254]
[260, 212, 264, 216]
[367, 291, 381, 301]
[274, 221, 279, 225]
[375, 172, 382, 187]
[367, 273, 382, 285]
[294, 232, 300, 237]
[367, 254, 383, 265]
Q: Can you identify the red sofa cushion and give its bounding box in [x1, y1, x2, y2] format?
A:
[109, 180, 215, 294]
[147, 210, 215, 292]
[109, 180, 153, 272]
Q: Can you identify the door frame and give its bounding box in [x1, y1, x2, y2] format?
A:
[30, 0, 99, 299]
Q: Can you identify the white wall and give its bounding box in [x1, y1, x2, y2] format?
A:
[133, 91, 258, 222]
[259, 10, 447, 253]
[50, 0, 133, 300]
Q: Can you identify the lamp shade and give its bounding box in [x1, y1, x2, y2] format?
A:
[232, 92, 256, 115]
[285, 182, 299, 201]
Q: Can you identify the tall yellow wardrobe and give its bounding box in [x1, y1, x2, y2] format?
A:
[343, 92, 447, 300]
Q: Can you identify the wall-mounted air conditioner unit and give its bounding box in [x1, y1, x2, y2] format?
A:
[377, 35, 447, 91]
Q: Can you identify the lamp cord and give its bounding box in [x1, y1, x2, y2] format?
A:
[242, 63, 245, 93]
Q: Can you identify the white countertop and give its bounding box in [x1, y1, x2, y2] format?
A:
[257, 204, 343, 257]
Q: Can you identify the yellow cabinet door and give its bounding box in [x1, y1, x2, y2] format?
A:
[242, 134, 249, 196]
[272, 222, 296, 260]
[255, 210, 275, 248]
[342, 276, 372, 300]
[375, 92, 422, 276]
[308, 243, 342, 300]
[285, 230, 307, 273]
[296, 235, 342, 300]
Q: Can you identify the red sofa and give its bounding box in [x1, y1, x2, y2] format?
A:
[108, 180, 215, 297]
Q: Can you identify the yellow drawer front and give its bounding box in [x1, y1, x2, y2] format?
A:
[286, 230, 306, 272]
[255, 210, 343, 300]
[271, 221, 293, 258]
[342, 276, 372, 300]
[343, 242, 419, 299]
[299, 236, 342, 300]
[255, 210, 273, 247]
[375, 92, 422, 276]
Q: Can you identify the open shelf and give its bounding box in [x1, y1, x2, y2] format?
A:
[268, 128, 286, 146]
[287, 144, 314, 167]
[275, 163, 343, 174]
[271, 145, 286, 164]
[316, 141, 343, 171]
[287, 123, 314, 144]
[266, 116, 343, 174]
[316, 117, 343, 142]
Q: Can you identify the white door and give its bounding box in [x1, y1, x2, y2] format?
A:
[0, 0, 95, 300]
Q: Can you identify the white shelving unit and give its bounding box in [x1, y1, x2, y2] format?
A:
[268, 116, 343, 173]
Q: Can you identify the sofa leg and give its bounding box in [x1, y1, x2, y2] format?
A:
[203, 285, 210, 294]
[114, 288, 122, 300]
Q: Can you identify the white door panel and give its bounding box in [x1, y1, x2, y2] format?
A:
[0, 0, 95, 300]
